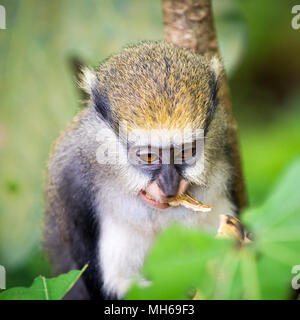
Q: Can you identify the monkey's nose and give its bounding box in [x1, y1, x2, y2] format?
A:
[158, 180, 179, 199]
[163, 190, 178, 199]
[157, 164, 180, 199]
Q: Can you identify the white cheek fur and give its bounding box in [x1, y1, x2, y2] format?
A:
[96, 158, 235, 298]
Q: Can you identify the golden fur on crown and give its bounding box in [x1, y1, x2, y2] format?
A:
[82, 41, 222, 133]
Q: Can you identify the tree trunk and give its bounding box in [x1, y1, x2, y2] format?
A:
[162, 0, 247, 211]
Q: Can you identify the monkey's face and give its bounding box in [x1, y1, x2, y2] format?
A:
[126, 129, 205, 209]
[83, 42, 225, 207]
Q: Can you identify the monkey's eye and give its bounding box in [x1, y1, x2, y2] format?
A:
[136, 151, 159, 164]
[181, 147, 196, 161]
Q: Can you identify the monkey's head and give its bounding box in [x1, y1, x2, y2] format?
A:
[82, 42, 228, 210]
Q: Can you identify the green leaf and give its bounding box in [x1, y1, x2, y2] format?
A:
[238, 157, 300, 299]
[126, 225, 233, 300]
[0, 265, 87, 300]
[244, 157, 300, 232]
[127, 156, 300, 300]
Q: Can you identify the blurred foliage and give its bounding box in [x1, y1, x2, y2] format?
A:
[0, 265, 87, 300]
[212, 0, 248, 77]
[127, 156, 300, 299]
[0, 0, 299, 293]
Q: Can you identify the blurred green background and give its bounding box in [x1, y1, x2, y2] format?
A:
[0, 0, 299, 288]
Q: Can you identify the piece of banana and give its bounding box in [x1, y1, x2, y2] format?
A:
[168, 193, 211, 212]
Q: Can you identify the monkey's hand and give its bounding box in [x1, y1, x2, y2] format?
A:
[217, 214, 253, 245]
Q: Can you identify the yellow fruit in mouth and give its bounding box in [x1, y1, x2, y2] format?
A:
[145, 192, 154, 200]
[168, 193, 211, 212]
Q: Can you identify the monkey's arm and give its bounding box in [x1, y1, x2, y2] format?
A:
[44, 157, 109, 300]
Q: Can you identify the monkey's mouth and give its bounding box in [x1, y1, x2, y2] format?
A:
[139, 190, 170, 209]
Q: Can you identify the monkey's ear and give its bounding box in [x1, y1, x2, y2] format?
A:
[79, 67, 115, 127]
[79, 67, 98, 96]
[204, 56, 224, 135]
[209, 55, 224, 82]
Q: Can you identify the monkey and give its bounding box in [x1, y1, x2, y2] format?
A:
[44, 41, 236, 300]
